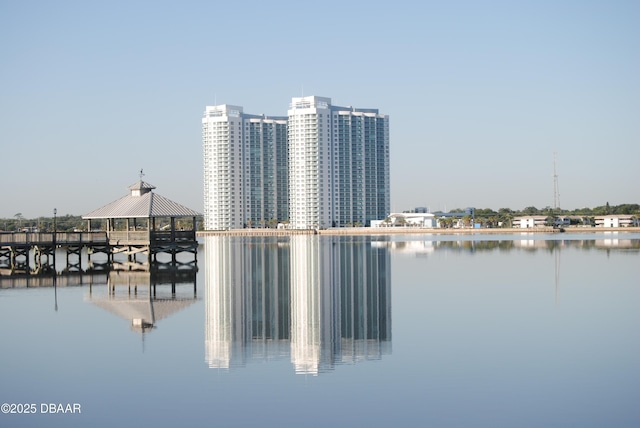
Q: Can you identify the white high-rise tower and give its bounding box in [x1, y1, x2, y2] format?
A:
[202, 105, 244, 230]
[202, 105, 288, 230]
[288, 96, 390, 229]
[288, 97, 333, 229]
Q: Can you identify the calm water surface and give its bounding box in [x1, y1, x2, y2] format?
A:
[1, 233, 639, 427]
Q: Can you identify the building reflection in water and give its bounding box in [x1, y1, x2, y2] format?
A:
[205, 236, 290, 369]
[204, 235, 392, 375]
[379, 236, 640, 256]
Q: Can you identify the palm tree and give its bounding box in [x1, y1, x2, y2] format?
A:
[14, 213, 24, 229]
[439, 218, 452, 228]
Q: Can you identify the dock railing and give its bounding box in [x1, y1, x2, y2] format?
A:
[105, 230, 196, 245]
[0, 232, 108, 246]
[151, 230, 196, 242]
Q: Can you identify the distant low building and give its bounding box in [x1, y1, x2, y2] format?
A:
[594, 215, 639, 227]
[512, 216, 548, 228]
[371, 212, 437, 228]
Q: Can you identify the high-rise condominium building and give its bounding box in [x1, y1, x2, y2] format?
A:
[202, 96, 389, 230]
[288, 96, 389, 229]
[202, 105, 288, 230]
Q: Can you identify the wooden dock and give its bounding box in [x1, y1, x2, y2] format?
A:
[0, 230, 197, 274]
[0, 232, 109, 273]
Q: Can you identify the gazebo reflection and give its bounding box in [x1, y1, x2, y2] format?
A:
[88, 267, 198, 334]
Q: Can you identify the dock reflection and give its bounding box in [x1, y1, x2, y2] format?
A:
[204, 236, 392, 375]
[0, 262, 198, 336]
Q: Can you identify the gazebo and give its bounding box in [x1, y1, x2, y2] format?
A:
[83, 180, 201, 267]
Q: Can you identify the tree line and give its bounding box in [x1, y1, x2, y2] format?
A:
[1, 203, 638, 231]
[433, 203, 639, 228]
[1, 213, 86, 232]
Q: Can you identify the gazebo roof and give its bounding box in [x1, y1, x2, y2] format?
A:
[82, 180, 201, 219]
[90, 297, 197, 333]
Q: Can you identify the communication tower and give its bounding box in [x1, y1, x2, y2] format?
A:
[553, 152, 560, 210]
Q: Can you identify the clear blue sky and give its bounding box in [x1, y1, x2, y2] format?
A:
[1, 0, 638, 218]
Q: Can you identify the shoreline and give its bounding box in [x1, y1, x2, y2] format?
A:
[197, 226, 640, 237]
